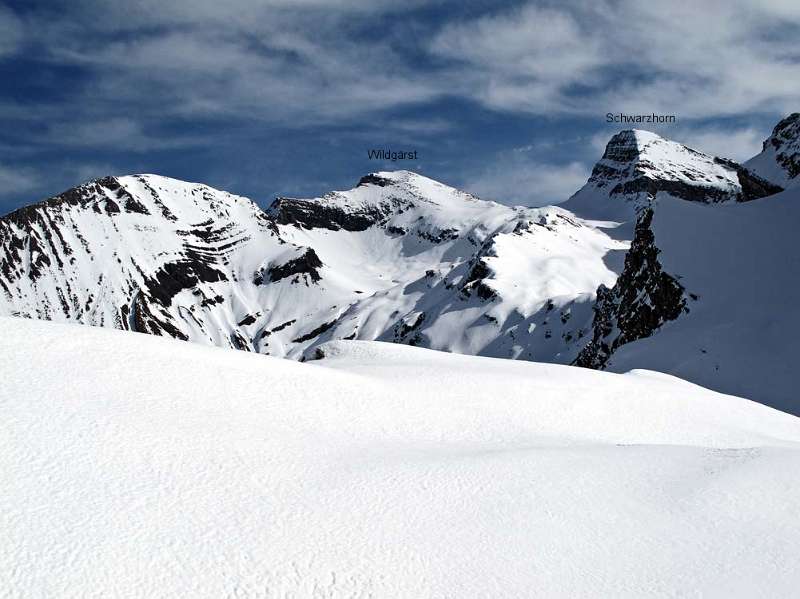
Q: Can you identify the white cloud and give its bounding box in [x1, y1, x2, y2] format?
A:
[431, 5, 604, 113]
[40, 16, 443, 127]
[464, 158, 590, 207]
[430, 0, 800, 119]
[16, 0, 800, 137]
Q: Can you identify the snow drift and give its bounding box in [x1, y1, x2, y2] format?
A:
[2, 317, 800, 597]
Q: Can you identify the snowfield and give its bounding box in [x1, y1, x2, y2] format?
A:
[3, 317, 800, 598]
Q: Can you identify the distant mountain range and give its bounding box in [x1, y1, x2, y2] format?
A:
[1, 114, 798, 412]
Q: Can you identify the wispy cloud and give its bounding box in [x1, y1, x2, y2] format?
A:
[29, 3, 446, 127]
[8, 1, 800, 137]
[431, 0, 800, 119]
[0, 164, 38, 196]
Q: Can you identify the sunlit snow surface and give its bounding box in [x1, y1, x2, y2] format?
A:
[3, 317, 799, 598]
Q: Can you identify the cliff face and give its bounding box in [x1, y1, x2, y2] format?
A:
[574, 208, 687, 369]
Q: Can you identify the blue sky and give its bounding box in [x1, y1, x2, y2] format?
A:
[1, 0, 798, 213]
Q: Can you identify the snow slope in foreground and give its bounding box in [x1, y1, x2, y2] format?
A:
[3, 318, 800, 598]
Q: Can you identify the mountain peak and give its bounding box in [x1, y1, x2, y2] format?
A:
[600, 129, 666, 162]
[744, 113, 800, 188]
[563, 128, 781, 221]
[589, 130, 742, 200]
[270, 170, 490, 232]
[357, 170, 418, 187]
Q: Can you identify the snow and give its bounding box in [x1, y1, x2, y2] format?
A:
[3, 316, 800, 597]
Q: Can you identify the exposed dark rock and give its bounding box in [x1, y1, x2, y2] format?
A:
[417, 227, 459, 244]
[575, 208, 687, 369]
[145, 259, 227, 306]
[131, 293, 189, 341]
[200, 294, 225, 307]
[292, 318, 338, 343]
[268, 197, 389, 231]
[734, 166, 784, 201]
[591, 130, 782, 204]
[124, 196, 150, 214]
[264, 319, 296, 336]
[601, 131, 642, 163]
[258, 248, 323, 284]
[230, 331, 251, 351]
[610, 176, 734, 204]
[394, 311, 426, 346]
[357, 173, 393, 187]
[135, 176, 178, 221]
[267, 173, 414, 231]
[237, 313, 258, 326]
[104, 199, 121, 214]
[461, 258, 497, 301]
[758, 113, 800, 180]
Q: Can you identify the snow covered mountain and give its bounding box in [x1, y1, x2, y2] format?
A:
[0, 115, 797, 412]
[4, 317, 800, 597]
[0, 170, 623, 362]
[564, 128, 782, 223]
[745, 112, 800, 188]
[0, 175, 284, 347]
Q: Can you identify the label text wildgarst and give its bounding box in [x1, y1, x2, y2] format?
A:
[367, 149, 418, 161]
[606, 113, 676, 124]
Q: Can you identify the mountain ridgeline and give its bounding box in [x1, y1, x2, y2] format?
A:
[1, 115, 798, 412]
